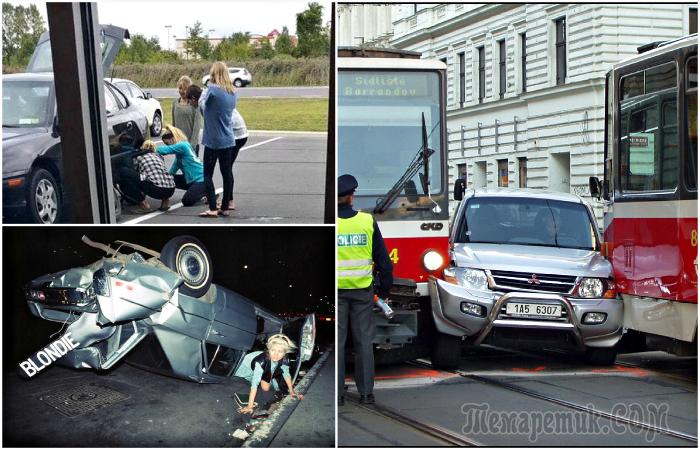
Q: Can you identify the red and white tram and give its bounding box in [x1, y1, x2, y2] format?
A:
[592, 34, 697, 355]
[338, 48, 449, 360]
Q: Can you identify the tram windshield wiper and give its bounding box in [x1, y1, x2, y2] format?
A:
[374, 113, 435, 214]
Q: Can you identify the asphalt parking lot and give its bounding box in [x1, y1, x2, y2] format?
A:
[119, 131, 328, 224]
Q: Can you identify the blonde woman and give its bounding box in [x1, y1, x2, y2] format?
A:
[172, 76, 202, 154]
[156, 124, 206, 207]
[234, 334, 304, 414]
[199, 61, 237, 217]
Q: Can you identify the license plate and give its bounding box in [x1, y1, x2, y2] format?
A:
[506, 303, 562, 318]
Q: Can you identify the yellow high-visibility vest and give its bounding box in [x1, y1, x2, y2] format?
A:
[337, 212, 374, 289]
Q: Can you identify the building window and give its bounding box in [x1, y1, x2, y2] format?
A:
[497, 159, 509, 187]
[458, 52, 465, 107]
[555, 17, 567, 85]
[478, 46, 485, 103]
[691, 8, 698, 35]
[518, 157, 527, 188]
[498, 40, 506, 99]
[520, 33, 527, 92]
[457, 163, 467, 185]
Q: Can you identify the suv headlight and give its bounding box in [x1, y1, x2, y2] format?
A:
[443, 266, 489, 291]
[577, 278, 611, 298]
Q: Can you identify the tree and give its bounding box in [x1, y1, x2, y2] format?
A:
[115, 34, 163, 64]
[295, 2, 328, 57]
[185, 21, 212, 60]
[2, 2, 46, 67]
[274, 26, 293, 55]
[257, 37, 275, 59]
[213, 32, 253, 61]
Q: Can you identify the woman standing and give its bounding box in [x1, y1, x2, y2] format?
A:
[172, 75, 203, 156]
[218, 107, 248, 211]
[199, 61, 236, 217]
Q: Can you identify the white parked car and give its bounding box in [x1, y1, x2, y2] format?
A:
[109, 78, 163, 136]
[202, 67, 252, 88]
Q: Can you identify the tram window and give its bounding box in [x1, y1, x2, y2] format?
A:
[645, 62, 676, 93]
[619, 92, 678, 193]
[621, 72, 644, 100]
[685, 56, 698, 191]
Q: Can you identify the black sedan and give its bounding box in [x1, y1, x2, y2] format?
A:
[2, 74, 147, 223]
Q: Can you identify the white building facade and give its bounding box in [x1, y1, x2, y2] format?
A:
[338, 3, 696, 218]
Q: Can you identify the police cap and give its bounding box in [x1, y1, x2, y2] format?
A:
[338, 174, 358, 197]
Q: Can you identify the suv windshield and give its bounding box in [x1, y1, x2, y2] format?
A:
[338, 70, 443, 196]
[457, 197, 597, 250]
[2, 80, 53, 128]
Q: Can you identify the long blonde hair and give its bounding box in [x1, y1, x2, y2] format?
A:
[209, 61, 235, 94]
[162, 124, 188, 143]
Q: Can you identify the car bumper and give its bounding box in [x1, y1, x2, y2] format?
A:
[3, 175, 28, 214]
[429, 277, 623, 349]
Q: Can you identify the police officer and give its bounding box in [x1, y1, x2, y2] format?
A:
[337, 174, 393, 405]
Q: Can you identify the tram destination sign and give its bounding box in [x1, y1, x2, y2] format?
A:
[340, 72, 431, 98]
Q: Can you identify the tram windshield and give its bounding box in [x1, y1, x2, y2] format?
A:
[338, 70, 444, 196]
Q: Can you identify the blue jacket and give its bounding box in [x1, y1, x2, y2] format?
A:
[156, 141, 204, 184]
[202, 84, 236, 149]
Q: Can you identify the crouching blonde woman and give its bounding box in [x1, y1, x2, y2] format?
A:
[234, 334, 304, 414]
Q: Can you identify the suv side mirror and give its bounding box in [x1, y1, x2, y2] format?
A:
[404, 180, 419, 203]
[453, 178, 466, 201]
[589, 176, 601, 200]
[145, 92, 152, 99]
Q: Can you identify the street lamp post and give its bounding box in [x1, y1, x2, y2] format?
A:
[165, 24, 172, 50]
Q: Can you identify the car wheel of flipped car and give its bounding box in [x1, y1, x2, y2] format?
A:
[28, 168, 61, 224]
[585, 347, 617, 366]
[160, 236, 213, 298]
[150, 111, 162, 137]
[233, 78, 243, 88]
[431, 332, 461, 370]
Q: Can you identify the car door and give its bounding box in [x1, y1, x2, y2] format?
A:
[105, 82, 145, 144]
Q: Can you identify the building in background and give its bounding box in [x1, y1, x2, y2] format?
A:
[338, 3, 697, 217]
[174, 29, 298, 59]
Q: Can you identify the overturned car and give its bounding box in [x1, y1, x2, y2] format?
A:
[23, 235, 315, 383]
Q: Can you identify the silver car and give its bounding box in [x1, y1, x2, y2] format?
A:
[429, 189, 622, 368]
[23, 235, 315, 383]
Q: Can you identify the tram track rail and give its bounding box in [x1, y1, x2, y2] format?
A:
[409, 359, 698, 445]
[344, 391, 483, 446]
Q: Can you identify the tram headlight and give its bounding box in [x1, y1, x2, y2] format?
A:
[577, 278, 604, 298]
[443, 266, 488, 291]
[422, 250, 444, 272]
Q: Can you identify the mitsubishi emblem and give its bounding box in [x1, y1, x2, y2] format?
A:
[528, 274, 541, 285]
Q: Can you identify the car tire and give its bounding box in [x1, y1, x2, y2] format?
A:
[431, 332, 461, 370]
[585, 347, 617, 366]
[27, 168, 61, 224]
[160, 236, 213, 298]
[150, 111, 162, 137]
[233, 78, 243, 88]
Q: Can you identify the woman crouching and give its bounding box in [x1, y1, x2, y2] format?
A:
[235, 334, 304, 414]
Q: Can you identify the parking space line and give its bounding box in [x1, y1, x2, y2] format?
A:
[240, 136, 284, 152]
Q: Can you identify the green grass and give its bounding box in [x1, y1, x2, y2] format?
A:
[158, 97, 328, 132]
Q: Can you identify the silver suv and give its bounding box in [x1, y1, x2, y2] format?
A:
[429, 189, 622, 368]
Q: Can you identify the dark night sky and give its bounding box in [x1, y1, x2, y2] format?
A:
[3, 226, 335, 365]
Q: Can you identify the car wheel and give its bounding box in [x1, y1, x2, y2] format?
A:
[584, 347, 617, 366]
[233, 79, 243, 88]
[28, 168, 61, 224]
[150, 111, 162, 137]
[431, 332, 461, 370]
[160, 236, 213, 298]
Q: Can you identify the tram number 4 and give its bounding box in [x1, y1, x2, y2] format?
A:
[389, 248, 399, 264]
